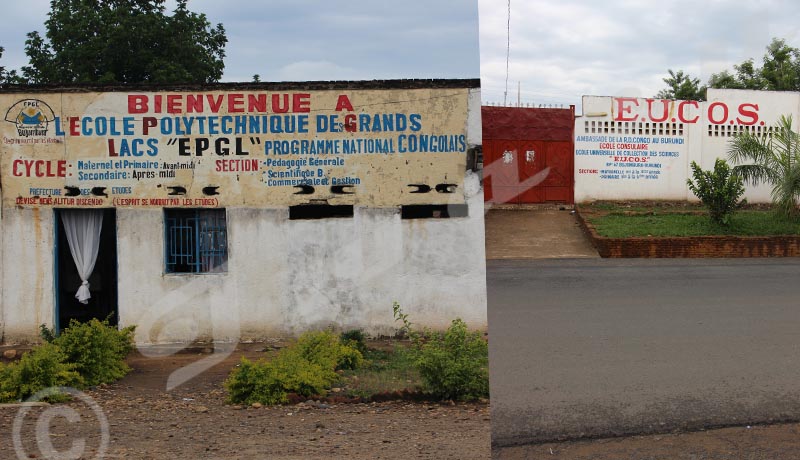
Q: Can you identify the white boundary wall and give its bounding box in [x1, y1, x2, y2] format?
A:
[574, 88, 800, 203]
[0, 86, 486, 344]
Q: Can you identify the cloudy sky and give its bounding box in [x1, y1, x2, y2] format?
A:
[479, 0, 800, 108]
[5, 1, 800, 112]
[0, 0, 480, 81]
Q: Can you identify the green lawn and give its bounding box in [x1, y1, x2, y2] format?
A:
[585, 210, 800, 238]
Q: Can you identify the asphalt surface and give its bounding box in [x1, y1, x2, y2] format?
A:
[488, 258, 800, 448]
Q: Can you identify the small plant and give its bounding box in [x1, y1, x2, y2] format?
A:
[225, 330, 363, 405]
[53, 318, 135, 386]
[392, 303, 489, 401]
[272, 347, 339, 397]
[295, 330, 363, 371]
[393, 301, 421, 343]
[340, 329, 367, 354]
[1, 319, 135, 403]
[416, 319, 489, 401]
[225, 357, 294, 405]
[687, 159, 745, 225]
[39, 323, 56, 343]
[0, 343, 83, 403]
[728, 114, 800, 219]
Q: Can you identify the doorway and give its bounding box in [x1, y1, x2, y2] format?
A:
[55, 209, 118, 332]
[482, 105, 575, 204]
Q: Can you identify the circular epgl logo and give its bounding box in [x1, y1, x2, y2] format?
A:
[12, 387, 109, 460]
[4, 99, 56, 138]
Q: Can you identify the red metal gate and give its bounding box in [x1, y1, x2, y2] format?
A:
[482, 106, 575, 204]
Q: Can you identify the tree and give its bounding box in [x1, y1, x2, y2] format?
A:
[21, 0, 226, 84]
[706, 38, 800, 92]
[656, 69, 706, 101]
[707, 60, 767, 90]
[0, 47, 7, 81]
[727, 115, 800, 219]
[0, 47, 21, 84]
[707, 70, 743, 90]
[761, 38, 800, 91]
[732, 59, 768, 90]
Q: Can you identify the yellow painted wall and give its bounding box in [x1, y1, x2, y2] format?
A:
[1, 87, 471, 208]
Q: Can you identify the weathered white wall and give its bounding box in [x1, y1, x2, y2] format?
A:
[575, 89, 800, 203]
[117, 171, 486, 344]
[1, 177, 485, 344]
[1, 208, 55, 343]
[467, 88, 483, 146]
[700, 89, 800, 203]
[0, 88, 486, 344]
[575, 96, 690, 201]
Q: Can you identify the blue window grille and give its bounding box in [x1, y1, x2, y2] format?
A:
[165, 209, 227, 273]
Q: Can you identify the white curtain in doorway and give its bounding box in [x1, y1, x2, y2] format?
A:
[61, 210, 104, 304]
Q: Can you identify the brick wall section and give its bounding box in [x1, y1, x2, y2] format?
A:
[575, 210, 800, 258]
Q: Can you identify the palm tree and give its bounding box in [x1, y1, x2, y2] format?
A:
[727, 114, 800, 219]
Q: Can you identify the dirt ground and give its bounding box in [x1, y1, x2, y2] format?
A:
[5, 343, 800, 459]
[0, 343, 490, 459]
[484, 208, 598, 259]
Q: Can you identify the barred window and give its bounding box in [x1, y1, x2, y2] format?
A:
[165, 209, 227, 273]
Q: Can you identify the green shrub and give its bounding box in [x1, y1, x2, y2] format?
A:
[272, 347, 338, 396]
[53, 318, 135, 386]
[340, 329, 367, 354]
[687, 159, 745, 226]
[0, 343, 83, 403]
[295, 330, 363, 371]
[335, 345, 364, 371]
[393, 303, 489, 401]
[225, 330, 363, 405]
[0, 319, 135, 403]
[225, 351, 338, 405]
[415, 319, 489, 401]
[224, 357, 288, 405]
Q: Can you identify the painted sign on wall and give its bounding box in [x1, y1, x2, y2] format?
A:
[1, 85, 475, 208]
[574, 89, 800, 202]
[575, 96, 692, 200]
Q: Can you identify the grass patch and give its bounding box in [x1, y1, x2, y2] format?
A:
[587, 210, 800, 237]
[337, 345, 422, 399]
[227, 336, 430, 404]
[583, 201, 707, 213]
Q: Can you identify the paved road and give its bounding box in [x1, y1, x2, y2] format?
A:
[488, 258, 800, 448]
